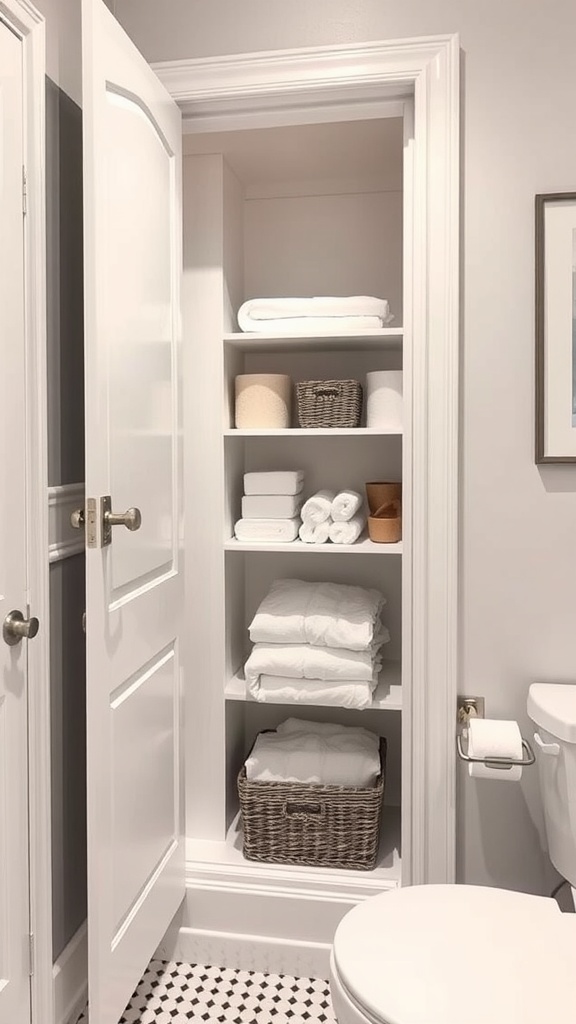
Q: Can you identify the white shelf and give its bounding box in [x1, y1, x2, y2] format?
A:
[187, 807, 402, 892]
[224, 427, 402, 437]
[225, 535, 402, 555]
[225, 660, 402, 711]
[223, 327, 403, 352]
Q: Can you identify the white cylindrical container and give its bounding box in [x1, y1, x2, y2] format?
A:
[466, 718, 523, 781]
[366, 370, 403, 430]
[235, 374, 292, 429]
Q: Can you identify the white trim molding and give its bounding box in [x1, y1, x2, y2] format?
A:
[52, 923, 88, 1024]
[1, 0, 52, 1021]
[48, 483, 85, 563]
[155, 35, 460, 887]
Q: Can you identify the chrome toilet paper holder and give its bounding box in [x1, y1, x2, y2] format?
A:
[456, 733, 535, 769]
[456, 696, 536, 770]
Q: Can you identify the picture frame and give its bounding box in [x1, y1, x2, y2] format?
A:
[535, 191, 576, 463]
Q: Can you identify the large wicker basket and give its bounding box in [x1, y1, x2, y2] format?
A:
[238, 738, 386, 870]
[296, 379, 363, 428]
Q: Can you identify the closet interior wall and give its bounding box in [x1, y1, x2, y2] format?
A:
[182, 114, 406, 873]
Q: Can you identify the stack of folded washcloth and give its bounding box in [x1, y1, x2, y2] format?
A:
[237, 296, 393, 334]
[234, 471, 304, 543]
[245, 718, 382, 788]
[244, 578, 390, 710]
[299, 489, 366, 545]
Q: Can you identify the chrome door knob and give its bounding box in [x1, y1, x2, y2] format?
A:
[3, 610, 40, 647]
[70, 508, 85, 529]
[104, 507, 142, 531]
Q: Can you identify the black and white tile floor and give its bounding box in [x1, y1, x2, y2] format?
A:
[76, 959, 337, 1023]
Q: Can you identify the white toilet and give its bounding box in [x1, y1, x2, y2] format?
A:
[329, 682, 576, 1024]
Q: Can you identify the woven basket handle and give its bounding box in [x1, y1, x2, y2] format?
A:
[282, 799, 326, 821]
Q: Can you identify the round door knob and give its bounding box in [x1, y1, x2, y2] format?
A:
[3, 610, 40, 647]
[104, 507, 142, 531]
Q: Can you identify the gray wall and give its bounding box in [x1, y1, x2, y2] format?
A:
[46, 77, 86, 961]
[114, 0, 576, 896]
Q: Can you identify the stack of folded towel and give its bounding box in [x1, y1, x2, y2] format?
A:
[237, 296, 394, 334]
[234, 471, 304, 543]
[299, 489, 367, 545]
[244, 578, 389, 710]
[245, 718, 382, 788]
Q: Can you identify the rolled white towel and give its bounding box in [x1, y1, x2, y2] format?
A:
[301, 489, 336, 525]
[299, 519, 331, 544]
[329, 514, 366, 545]
[331, 489, 363, 522]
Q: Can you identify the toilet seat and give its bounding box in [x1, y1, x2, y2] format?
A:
[331, 884, 576, 1024]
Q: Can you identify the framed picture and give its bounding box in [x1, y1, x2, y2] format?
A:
[536, 192, 576, 462]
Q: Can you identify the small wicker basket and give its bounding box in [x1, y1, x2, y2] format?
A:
[238, 737, 386, 871]
[296, 379, 363, 429]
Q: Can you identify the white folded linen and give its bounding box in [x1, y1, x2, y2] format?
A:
[242, 494, 303, 519]
[331, 490, 363, 522]
[276, 718, 379, 748]
[249, 578, 386, 651]
[245, 727, 382, 784]
[298, 519, 331, 544]
[237, 296, 393, 332]
[244, 470, 304, 496]
[301, 489, 336, 525]
[244, 642, 384, 692]
[249, 676, 376, 710]
[239, 315, 386, 334]
[234, 518, 299, 543]
[329, 514, 366, 545]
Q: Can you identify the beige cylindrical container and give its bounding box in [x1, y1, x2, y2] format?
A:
[235, 374, 292, 429]
[366, 370, 403, 429]
[365, 481, 402, 514]
[365, 482, 402, 543]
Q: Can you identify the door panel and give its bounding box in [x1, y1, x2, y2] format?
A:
[0, 18, 31, 1024]
[82, 3, 184, 1021]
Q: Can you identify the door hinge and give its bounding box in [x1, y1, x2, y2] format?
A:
[28, 932, 34, 976]
[22, 166, 27, 217]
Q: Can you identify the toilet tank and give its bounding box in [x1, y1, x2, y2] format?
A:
[527, 683, 576, 887]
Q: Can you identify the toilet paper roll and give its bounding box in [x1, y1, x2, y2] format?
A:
[366, 370, 403, 429]
[466, 718, 523, 781]
[235, 374, 292, 429]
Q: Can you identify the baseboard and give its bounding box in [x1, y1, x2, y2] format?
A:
[154, 855, 386, 979]
[156, 923, 332, 980]
[53, 922, 88, 1024]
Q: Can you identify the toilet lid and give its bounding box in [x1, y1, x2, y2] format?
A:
[333, 884, 576, 1024]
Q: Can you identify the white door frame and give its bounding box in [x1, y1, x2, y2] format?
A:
[1, 0, 51, 1019]
[154, 34, 460, 886]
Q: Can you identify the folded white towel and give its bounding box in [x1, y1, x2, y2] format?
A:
[249, 676, 376, 710]
[242, 494, 303, 519]
[239, 315, 386, 334]
[329, 514, 366, 545]
[277, 718, 380, 748]
[237, 296, 393, 332]
[234, 518, 299, 543]
[244, 471, 304, 496]
[331, 490, 363, 522]
[301, 489, 336, 525]
[249, 578, 386, 651]
[245, 728, 382, 784]
[244, 643, 384, 693]
[298, 519, 331, 544]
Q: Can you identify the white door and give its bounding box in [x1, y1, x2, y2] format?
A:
[0, 17, 33, 1024]
[82, 2, 184, 1021]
